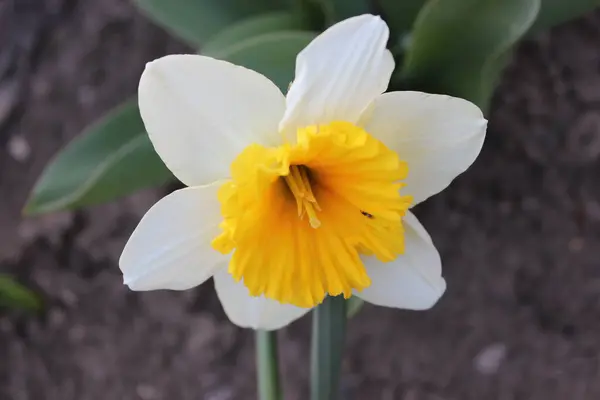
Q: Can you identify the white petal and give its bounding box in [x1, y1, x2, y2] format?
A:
[119, 184, 226, 291]
[213, 269, 311, 330]
[355, 211, 446, 310]
[139, 54, 286, 186]
[279, 14, 394, 136]
[363, 91, 487, 205]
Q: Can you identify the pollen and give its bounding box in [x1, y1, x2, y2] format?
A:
[211, 121, 412, 308]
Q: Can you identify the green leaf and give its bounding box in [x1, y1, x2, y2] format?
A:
[380, 0, 426, 35]
[529, 0, 600, 34]
[133, 0, 285, 47]
[208, 31, 317, 93]
[399, 0, 541, 112]
[202, 12, 305, 56]
[295, 0, 329, 29]
[346, 296, 364, 318]
[0, 275, 42, 313]
[25, 101, 173, 215]
[329, 0, 370, 21]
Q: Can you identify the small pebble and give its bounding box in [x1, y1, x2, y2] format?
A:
[568, 237, 585, 253]
[474, 343, 507, 375]
[136, 384, 160, 400]
[206, 387, 233, 400]
[8, 135, 31, 162]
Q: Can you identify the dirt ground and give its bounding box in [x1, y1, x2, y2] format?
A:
[1, 1, 600, 399]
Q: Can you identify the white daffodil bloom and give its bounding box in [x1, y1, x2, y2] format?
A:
[119, 14, 487, 330]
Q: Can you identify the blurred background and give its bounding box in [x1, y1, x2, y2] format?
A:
[1, 1, 600, 399]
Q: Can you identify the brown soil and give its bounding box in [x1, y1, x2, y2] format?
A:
[2, 1, 600, 399]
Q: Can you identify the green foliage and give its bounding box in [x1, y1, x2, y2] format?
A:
[328, 0, 370, 21]
[25, 100, 173, 215]
[133, 0, 286, 47]
[530, 0, 600, 34]
[380, 0, 426, 37]
[399, 0, 541, 112]
[207, 30, 316, 92]
[201, 12, 305, 56]
[0, 275, 42, 313]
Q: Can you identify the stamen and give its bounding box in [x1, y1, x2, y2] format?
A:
[304, 201, 321, 228]
[284, 165, 321, 228]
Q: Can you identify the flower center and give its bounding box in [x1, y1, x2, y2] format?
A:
[211, 121, 412, 307]
[283, 165, 321, 229]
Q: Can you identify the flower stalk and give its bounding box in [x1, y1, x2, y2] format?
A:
[256, 330, 282, 400]
[311, 295, 347, 400]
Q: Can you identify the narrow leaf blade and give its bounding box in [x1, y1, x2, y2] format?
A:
[25, 100, 172, 215]
[329, 0, 370, 21]
[209, 30, 317, 93]
[400, 0, 541, 111]
[530, 0, 600, 34]
[380, 0, 427, 35]
[202, 12, 305, 56]
[133, 0, 285, 47]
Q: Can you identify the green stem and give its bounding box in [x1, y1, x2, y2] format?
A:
[311, 295, 347, 400]
[256, 330, 282, 400]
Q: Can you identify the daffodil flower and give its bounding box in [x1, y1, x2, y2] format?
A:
[119, 14, 487, 330]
